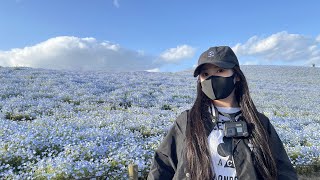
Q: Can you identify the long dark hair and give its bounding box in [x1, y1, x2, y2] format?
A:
[186, 66, 277, 180]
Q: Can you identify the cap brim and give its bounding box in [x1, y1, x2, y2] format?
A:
[193, 61, 235, 77]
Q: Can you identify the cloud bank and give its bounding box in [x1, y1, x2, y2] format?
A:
[233, 31, 320, 66]
[2, 32, 319, 72]
[160, 45, 196, 63]
[0, 36, 193, 71]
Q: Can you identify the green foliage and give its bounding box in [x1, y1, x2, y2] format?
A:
[2, 156, 23, 173]
[62, 96, 81, 105]
[141, 129, 152, 138]
[161, 104, 172, 110]
[172, 95, 191, 99]
[273, 110, 289, 117]
[13, 67, 25, 70]
[110, 104, 117, 110]
[96, 99, 105, 104]
[129, 126, 153, 138]
[62, 96, 72, 103]
[5, 112, 35, 121]
[295, 158, 320, 176]
[119, 101, 132, 109]
[300, 139, 312, 147]
[52, 173, 72, 180]
[290, 151, 301, 162]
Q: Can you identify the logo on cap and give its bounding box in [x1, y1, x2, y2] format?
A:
[208, 51, 215, 58]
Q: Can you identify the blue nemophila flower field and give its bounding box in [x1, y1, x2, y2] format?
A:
[0, 66, 319, 179]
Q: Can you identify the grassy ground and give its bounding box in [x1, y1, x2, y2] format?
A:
[297, 164, 320, 180]
[298, 173, 320, 180]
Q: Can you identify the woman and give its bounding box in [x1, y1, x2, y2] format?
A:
[147, 46, 297, 180]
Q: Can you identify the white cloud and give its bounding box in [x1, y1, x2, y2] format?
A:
[0, 36, 158, 71]
[146, 68, 160, 72]
[242, 60, 259, 65]
[232, 31, 320, 66]
[113, 0, 120, 8]
[160, 45, 196, 63]
[316, 35, 320, 43]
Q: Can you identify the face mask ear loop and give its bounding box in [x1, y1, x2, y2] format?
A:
[230, 72, 237, 85]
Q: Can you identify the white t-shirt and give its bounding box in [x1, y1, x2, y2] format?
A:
[208, 106, 241, 180]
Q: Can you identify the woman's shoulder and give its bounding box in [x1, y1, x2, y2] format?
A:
[257, 112, 270, 121]
[256, 112, 272, 133]
[175, 110, 189, 123]
[173, 109, 189, 135]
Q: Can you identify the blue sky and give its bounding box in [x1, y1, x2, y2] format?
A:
[0, 0, 320, 72]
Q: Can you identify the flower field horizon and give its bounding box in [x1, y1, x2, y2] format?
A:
[0, 65, 319, 179]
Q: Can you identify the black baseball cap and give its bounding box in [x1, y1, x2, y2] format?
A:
[193, 46, 239, 77]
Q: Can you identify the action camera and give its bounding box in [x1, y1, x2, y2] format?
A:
[224, 121, 249, 138]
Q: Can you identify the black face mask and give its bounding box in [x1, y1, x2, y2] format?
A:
[201, 74, 235, 100]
